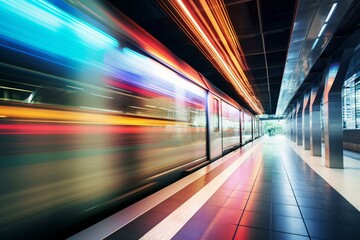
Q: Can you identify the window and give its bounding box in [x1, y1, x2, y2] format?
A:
[213, 98, 219, 132]
[342, 45, 360, 129]
[343, 77, 356, 128]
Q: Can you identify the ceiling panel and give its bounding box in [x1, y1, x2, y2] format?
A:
[264, 30, 291, 52]
[239, 35, 263, 55]
[268, 66, 285, 77]
[245, 54, 266, 68]
[269, 76, 283, 84]
[226, 0, 260, 35]
[266, 51, 288, 67]
[249, 68, 267, 79]
[259, 0, 295, 33]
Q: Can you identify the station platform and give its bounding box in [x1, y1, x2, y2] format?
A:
[70, 136, 360, 240]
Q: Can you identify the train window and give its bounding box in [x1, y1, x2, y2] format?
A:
[242, 112, 245, 130]
[213, 98, 219, 132]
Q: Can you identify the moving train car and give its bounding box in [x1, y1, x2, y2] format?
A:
[0, 1, 262, 238]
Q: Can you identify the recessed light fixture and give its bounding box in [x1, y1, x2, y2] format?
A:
[325, 3, 338, 23]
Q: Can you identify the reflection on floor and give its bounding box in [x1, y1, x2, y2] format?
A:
[71, 136, 360, 240]
[290, 137, 360, 211]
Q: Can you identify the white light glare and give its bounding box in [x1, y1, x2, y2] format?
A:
[66, 85, 84, 90]
[325, 3, 338, 23]
[90, 93, 113, 99]
[311, 38, 319, 49]
[317, 23, 327, 37]
[0, 86, 32, 92]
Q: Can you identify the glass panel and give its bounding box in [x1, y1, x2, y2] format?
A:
[213, 98, 219, 132]
[343, 44, 360, 129]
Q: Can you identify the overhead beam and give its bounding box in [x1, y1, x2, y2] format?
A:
[256, 0, 272, 113]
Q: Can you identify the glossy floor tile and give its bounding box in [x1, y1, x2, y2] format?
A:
[172, 137, 360, 240]
[71, 137, 360, 240]
[289, 138, 360, 211]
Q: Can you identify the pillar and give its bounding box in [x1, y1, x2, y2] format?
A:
[309, 80, 324, 156]
[302, 90, 310, 150]
[291, 107, 296, 142]
[323, 49, 353, 168]
[296, 99, 303, 146]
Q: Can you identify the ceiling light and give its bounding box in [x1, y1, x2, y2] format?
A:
[325, 3, 338, 23]
[317, 23, 327, 37]
[311, 38, 319, 49]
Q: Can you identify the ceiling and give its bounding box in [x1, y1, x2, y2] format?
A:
[108, 0, 297, 115]
[0, 0, 358, 117]
[107, 0, 360, 116]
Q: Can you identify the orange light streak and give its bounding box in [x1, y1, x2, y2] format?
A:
[157, 0, 264, 114]
[0, 105, 188, 126]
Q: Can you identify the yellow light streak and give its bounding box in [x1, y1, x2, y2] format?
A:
[0, 105, 187, 126]
[156, 0, 264, 114]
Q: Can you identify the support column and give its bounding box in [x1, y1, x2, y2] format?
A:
[310, 80, 324, 156]
[302, 90, 310, 150]
[287, 115, 291, 140]
[324, 30, 359, 168]
[323, 49, 353, 168]
[296, 99, 303, 146]
[291, 107, 296, 142]
[286, 115, 290, 139]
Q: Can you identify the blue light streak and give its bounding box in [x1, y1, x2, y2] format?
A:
[0, 0, 118, 62]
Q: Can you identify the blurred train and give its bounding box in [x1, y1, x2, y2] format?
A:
[0, 0, 263, 238]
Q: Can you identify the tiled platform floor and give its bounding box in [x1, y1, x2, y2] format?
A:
[71, 136, 360, 240]
[290, 141, 360, 211]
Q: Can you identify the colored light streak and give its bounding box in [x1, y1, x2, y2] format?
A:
[0, 124, 179, 135]
[96, 8, 207, 90]
[0, 105, 188, 127]
[156, 0, 263, 114]
[106, 47, 206, 99]
[69, 0, 210, 95]
[0, 0, 118, 62]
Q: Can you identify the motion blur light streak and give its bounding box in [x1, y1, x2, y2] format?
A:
[106, 47, 206, 98]
[66, 85, 85, 91]
[0, 85, 33, 93]
[156, 0, 264, 114]
[0, 1, 259, 238]
[0, 0, 118, 62]
[0, 124, 181, 135]
[85, 2, 207, 89]
[90, 93, 114, 99]
[0, 105, 188, 126]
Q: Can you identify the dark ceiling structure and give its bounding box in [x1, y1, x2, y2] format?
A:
[108, 0, 296, 115]
[108, 0, 360, 116]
